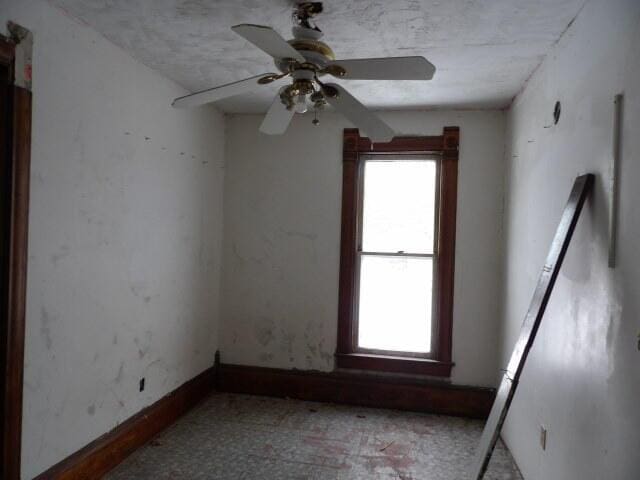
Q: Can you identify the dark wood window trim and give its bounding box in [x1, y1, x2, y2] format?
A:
[336, 127, 458, 377]
[1, 34, 31, 480]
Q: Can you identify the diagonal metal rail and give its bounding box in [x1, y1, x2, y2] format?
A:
[471, 173, 594, 479]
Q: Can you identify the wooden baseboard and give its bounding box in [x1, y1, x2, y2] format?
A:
[34, 364, 217, 480]
[218, 363, 495, 419]
[33, 357, 494, 479]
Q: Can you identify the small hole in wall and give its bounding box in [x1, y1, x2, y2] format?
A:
[553, 101, 561, 124]
[139, 378, 145, 392]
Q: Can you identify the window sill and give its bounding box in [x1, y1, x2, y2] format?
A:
[335, 353, 454, 377]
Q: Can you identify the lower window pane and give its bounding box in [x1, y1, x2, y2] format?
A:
[357, 255, 433, 353]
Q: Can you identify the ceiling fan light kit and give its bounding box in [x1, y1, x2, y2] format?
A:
[171, 2, 436, 142]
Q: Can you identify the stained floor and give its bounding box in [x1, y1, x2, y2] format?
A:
[105, 392, 522, 480]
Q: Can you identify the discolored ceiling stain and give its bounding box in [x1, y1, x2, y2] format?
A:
[50, 0, 586, 112]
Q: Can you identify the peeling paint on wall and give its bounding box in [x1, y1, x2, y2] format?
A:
[221, 110, 506, 383]
[7, 21, 32, 90]
[500, 1, 640, 478]
[40, 308, 54, 351]
[0, 3, 226, 478]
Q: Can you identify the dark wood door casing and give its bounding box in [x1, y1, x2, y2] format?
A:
[1, 34, 31, 480]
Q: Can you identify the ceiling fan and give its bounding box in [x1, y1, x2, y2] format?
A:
[171, 2, 436, 143]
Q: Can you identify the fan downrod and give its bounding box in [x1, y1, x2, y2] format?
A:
[293, 2, 324, 31]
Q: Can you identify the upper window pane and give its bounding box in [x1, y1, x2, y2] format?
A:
[361, 159, 437, 254]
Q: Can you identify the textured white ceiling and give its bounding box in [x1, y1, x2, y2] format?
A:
[51, 0, 586, 112]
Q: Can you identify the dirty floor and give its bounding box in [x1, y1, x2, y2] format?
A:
[105, 392, 522, 480]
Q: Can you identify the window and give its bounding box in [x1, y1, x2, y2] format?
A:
[358, 157, 437, 354]
[336, 128, 459, 376]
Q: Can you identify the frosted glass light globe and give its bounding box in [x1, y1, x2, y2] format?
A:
[294, 94, 308, 114]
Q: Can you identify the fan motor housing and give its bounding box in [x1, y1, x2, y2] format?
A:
[276, 37, 335, 73]
[288, 39, 335, 61]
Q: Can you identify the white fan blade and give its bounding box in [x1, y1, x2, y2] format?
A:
[172, 74, 272, 108]
[232, 24, 306, 63]
[323, 83, 395, 143]
[260, 92, 295, 135]
[329, 56, 435, 80]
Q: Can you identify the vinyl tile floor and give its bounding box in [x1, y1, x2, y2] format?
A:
[105, 392, 522, 480]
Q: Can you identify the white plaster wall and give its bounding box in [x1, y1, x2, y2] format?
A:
[500, 0, 640, 478]
[0, 1, 226, 478]
[221, 110, 505, 387]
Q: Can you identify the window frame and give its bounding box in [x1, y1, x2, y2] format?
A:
[336, 127, 459, 377]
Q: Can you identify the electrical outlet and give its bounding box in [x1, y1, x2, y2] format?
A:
[540, 426, 547, 451]
[139, 377, 145, 392]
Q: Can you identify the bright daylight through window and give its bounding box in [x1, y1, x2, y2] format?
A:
[357, 157, 438, 354]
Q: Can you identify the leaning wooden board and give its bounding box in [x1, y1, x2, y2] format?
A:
[471, 173, 594, 479]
